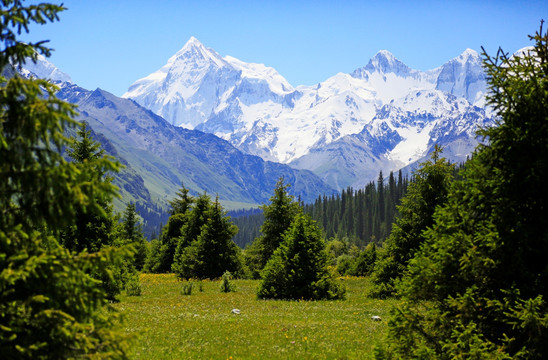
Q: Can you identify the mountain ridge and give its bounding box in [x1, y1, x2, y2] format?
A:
[19, 58, 336, 219]
[123, 37, 493, 189]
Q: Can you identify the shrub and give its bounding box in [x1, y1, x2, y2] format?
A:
[220, 271, 236, 293]
[126, 275, 142, 297]
[181, 282, 194, 296]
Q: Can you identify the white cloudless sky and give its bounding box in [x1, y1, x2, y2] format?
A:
[21, 0, 548, 96]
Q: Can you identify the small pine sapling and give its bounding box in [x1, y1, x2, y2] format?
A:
[220, 271, 236, 293]
[181, 282, 194, 295]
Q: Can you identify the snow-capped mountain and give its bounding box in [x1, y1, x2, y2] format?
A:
[124, 38, 493, 190]
[124, 37, 294, 130]
[19, 53, 73, 83]
[13, 53, 335, 208]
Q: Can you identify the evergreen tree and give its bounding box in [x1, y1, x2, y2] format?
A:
[369, 145, 455, 297]
[257, 213, 345, 300]
[144, 238, 164, 273]
[61, 121, 128, 300]
[377, 171, 385, 222]
[61, 122, 117, 253]
[119, 202, 147, 271]
[174, 196, 241, 279]
[245, 177, 302, 278]
[377, 24, 548, 359]
[351, 242, 377, 276]
[171, 192, 211, 274]
[147, 183, 194, 273]
[169, 182, 193, 215]
[230, 209, 263, 248]
[0, 2, 128, 357]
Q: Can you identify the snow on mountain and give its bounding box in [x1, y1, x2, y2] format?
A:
[435, 48, 486, 106]
[123, 37, 292, 130]
[19, 53, 72, 83]
[124, 39, 494, 189]
[291, 88, 490, 189]
[224, 55, 294, 95]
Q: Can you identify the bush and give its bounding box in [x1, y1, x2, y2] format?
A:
[220, 271, 236, 293]
[125, 275, 142, 296]
[181, 282, 194, 296]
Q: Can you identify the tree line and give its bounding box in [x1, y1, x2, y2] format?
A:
[232, 170, 410, 250]
[304, 170, 409, 246]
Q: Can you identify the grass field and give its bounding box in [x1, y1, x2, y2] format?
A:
[116, 274, 399, 359]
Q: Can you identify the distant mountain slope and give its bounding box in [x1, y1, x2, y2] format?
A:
[53, 83, 334, 207]
[123, 38, 494, 189]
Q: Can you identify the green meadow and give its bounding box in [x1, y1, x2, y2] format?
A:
[116, 275, 399, 359]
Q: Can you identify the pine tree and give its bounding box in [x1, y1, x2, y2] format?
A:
[174, 195, 241, 279]
[60, 121, 129, 300]
[148, 183, 194, 273]
[0, 2, 128, 357]
[369, 145, 455, 298]
[377, 24, 548, 359]
[351, 242, 377, 276]
[377, 171, 385, 222]
[171, 192, 211, 274]
[245, 177, 302, 278]
[257, 213, 345, 300]
[119, 202, 147, 271]
[61, 122, 117, 253]
[169, 182, 193, 215]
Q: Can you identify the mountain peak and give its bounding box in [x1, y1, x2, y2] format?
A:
[455, 48, 481, 63]
[20, 53, 72, 83]
[363, 50, 411, 75]
[435, 48, 486, 105]
[171, 36, 226, 69]
[375, 49, 397, 60]
[181, 36, 205, 51]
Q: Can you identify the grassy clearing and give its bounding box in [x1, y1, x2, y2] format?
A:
[116, 274, 399, 359]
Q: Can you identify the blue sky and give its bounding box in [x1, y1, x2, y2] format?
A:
[22, 0, 547, 96]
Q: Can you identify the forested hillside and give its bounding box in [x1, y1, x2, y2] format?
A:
[232, 170, 409, 249]
[305, 170, 408, 246]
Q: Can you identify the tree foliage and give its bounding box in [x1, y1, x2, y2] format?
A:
[304, 170, 409, 247]
[257, 213, 345, 300]
[61, 122, 117, 253]
[369, 146, 455, 297]
[0, 1, 128, 357]
[173, 195, 241, 279]
[234, 170, 409, 253]
[144, 183, 194, 273]
[118, 202, 147, 271]
[245, 177, 302, 278]
[377, 24, 548, 359]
